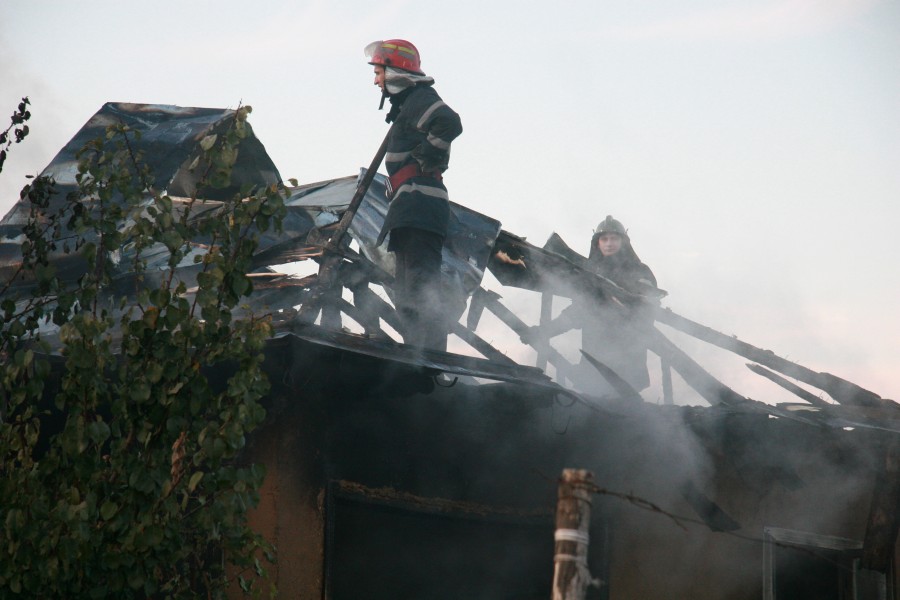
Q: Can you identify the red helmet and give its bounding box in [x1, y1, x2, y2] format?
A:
[365, 39, 424, 75]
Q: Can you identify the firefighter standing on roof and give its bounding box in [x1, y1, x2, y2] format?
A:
[525, 216, 660, 394]
[366, 39, 462, 351]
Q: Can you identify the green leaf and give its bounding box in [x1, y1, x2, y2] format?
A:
[87, 419, 110, 444]
[188, 471, 203, 492]
[148, 287, 170, 308]
[0, 103, 279, 597]
[127, 570, 145, 590]
[131, 382, 151, 402]
[7, 320, 25, 337]
[145, 362, 164, 384]
[229, 274, 250, 297]
[100, 500, 118, 520]
[199, 133, 217, 151]
[160, 230, 183, 252]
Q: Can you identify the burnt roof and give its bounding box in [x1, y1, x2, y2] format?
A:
[0, 102, 893, 419]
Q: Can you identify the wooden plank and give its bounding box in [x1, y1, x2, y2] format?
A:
[644, 326, 746, 406]
[537, 291, 553, 371]
[660, 356, 674, 405]
[656, 308, 885, 408]
[478, 288, 576, 381]
[449, 321, 517, 365]
[745, 363, 832, 408]
[295, 126, 394, 324]
[579, 350, 642, 403]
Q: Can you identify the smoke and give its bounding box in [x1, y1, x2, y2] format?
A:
[603, 0, 880, 42]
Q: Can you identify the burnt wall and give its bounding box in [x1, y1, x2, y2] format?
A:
[243, 335, 885, 599]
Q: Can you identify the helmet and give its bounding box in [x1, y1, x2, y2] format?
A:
[593, 215, 627, 237]
[365, 39, 424, 75]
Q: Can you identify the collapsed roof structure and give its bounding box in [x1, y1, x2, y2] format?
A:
[2, 103, 898, 599]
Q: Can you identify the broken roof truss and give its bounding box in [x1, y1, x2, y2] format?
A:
[0, 103, 894, 428]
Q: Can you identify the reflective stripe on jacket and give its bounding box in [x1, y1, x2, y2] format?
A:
[377, 84, 462, 246]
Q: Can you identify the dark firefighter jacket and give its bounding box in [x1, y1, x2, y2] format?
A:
[376, 83, 462, 246]
[552, 244, 658, 391]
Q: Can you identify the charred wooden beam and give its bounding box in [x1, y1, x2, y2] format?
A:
[449, 322, 517, 365]
[489, 230, 666, 304]
[537, 291, 553, 371]
[745, 363, 832, 408]
[656, 308, 886, 409]
[329, 274, 515, 366]
[660, 357, 674, 405]
[339, 260, 395, 336]
[320, 286, 343, 330]
[820, 405, 900, 433]
[249, 223, 338, 266]
[475, 288, 576, 381]
[580, 350, 642, 403]
[336, 288, 402, 339]
[338, 256, 394, 290]
[644, 326, 746, 406]
[339, 283, 519, 366]
[346, 289, 382, 337]
[333, 480, 551, 523]
[295, 127, 393, 323]
[466, 288, 488, 330]
[244, 272, 317, 290]
[292, 249, 397, 333]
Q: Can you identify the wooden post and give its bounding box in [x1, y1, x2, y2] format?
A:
[644, 326, 746, 406]
[552, 469, 597, 600]
[661, 356, 674, 405]
[536, 291, 552, 371]
[295, 125, 394, 325]
[477, 288, 576, 380]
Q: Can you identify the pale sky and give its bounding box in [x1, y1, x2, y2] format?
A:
[2, 0, 898, 405]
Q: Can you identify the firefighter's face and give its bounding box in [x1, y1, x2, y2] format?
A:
[597, 233, 623, 257]
[373, 66, 386, 91]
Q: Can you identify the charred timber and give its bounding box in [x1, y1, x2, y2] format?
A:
[295, 125, 393, 323]
[487, 230, 667, 304]
[745, 363, 832, 408]
[656, 308, 887, 409]
[579, 350, 642, 403]
[333, 480, 551, 523]
[644, 326, 746, 406]
[473, 288, 577, 381]
[449, 322, 517, 365]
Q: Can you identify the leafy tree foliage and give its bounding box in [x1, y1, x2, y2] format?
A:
[0, 97, 31, 175]
[0, 99, 284, 597]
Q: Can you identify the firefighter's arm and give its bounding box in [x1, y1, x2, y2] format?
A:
[412, 101, 462, 172]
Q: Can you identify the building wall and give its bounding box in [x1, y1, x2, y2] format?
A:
[242, 337, 886, 599]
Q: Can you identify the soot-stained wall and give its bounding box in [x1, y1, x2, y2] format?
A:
[242, 335, 887, 599]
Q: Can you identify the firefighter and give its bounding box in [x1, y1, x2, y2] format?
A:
[365, 39, 462, 351]
[526, 216, 659, 395]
